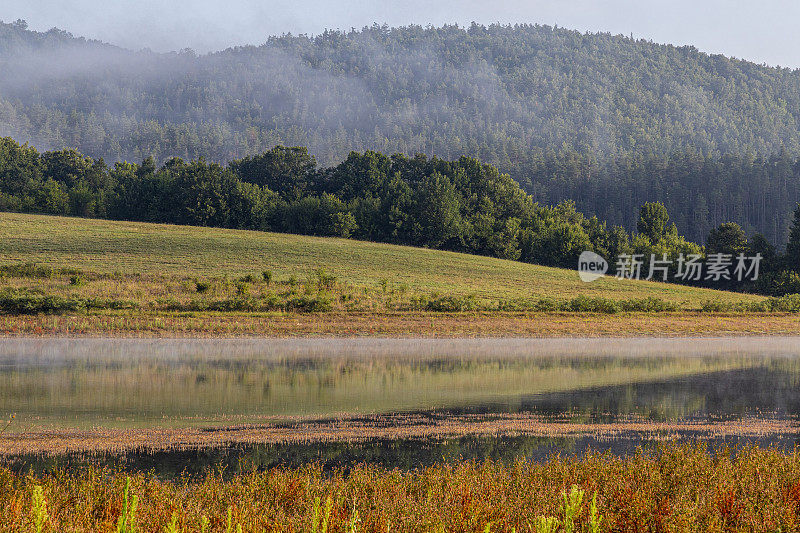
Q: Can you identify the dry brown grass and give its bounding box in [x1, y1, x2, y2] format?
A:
[1, 311, 799, 337]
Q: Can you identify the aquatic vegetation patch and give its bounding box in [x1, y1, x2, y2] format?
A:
[3, 413, 797, 456]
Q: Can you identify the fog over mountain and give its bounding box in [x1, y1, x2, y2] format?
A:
[4, 0, 800, 68]
[2, 20, 800, 244]
[3, 20, 800, 162]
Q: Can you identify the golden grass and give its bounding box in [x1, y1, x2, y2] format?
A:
[1, 311, 799, 337]
[4, 444, 800, 532]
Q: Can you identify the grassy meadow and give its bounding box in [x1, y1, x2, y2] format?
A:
[0, 212, 763, 305]
[4, 444, 800, 532]
[0, 212, 798, 336]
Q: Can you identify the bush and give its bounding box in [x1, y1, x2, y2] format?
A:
[205, 299, 259, 312]
[698, 299, 795, 313]
[84, 298, 138, 310]
[700, 300, 730, 312]
[425, 295, 478, 312]
[314, 269, 337, 290]
[496, 298, 561, 312]
[0, 292, 85, 314]
[235, 282, 250, 297]
[195, 280, 211, 293]
[497, 298, 536, 311]
[0, 262, 53, 279]
[765, 293, 800, 312]
[408, 295, 428, 310]
[619, 297, 678, 312]
[168, 299, 262, 312]
[239, 274, 258, 283]
[262, 270, 273, 284]
[566, 295, 619, 313]
[69, 275, 84, 286]
[286, 295, 332, 312]
[533, 298, 562, 312]
[699, 300, 765, 312]
[0, 289, 136, 314]
[169, 295, 333, 313]
[742, 301, 770, 312]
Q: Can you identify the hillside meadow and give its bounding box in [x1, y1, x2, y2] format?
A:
[0, 212, 763, 304]
[0, 212, 795, 336]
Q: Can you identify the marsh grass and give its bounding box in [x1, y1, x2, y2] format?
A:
[0, 413, 15, 436]
[30, 485, 48, 533]
[18, 470, 605, 533]
[117, 477, 138, 533]
[2, 310, 799, 337]
[7, 444, 800, 532]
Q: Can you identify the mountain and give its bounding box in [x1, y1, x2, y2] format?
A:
[2, 20, 800, 243]
[4, 20, 800, 165]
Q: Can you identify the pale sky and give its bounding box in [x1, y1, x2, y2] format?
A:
[2, 0, 799, 68]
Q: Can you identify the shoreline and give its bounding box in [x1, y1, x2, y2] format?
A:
[4, 413, 799, 456]
[1, 311, 799, 337]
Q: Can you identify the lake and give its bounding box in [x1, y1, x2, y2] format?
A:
[2, 337, 800, 473]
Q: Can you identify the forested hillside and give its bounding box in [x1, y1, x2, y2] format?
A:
[525, 150, 800, 245]
[2, 20, 800, 242]
[3, 137, 800, 296]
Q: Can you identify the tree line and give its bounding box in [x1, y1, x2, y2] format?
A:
[1, 137, 799, 295]
[521, 149, 800, 247]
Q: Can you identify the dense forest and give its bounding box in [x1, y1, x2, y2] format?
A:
[2, 137, 799, 295]
[525, 150, 800, 245]
[3, 20, 800, 243]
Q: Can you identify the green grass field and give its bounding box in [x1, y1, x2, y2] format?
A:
[0, 212, 762, 307]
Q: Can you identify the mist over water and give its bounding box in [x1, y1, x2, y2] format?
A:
[2, 337, 800, 428]
[4, 337, 800, 472]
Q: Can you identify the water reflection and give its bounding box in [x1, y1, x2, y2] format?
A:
[1, 338, 800, 428]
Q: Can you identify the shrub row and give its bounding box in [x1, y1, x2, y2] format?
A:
[0, 262, 81, 279]
[495, 296, 680, 314]
[701, 293, 800, 313]
[0, 289, 137, 314]
[163, 295, 333, 313]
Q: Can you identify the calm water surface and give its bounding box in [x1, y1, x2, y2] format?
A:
[3, 337, 800, 471]
[2, 337, 800, 426]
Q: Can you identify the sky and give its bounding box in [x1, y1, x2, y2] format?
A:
[2, 0, 800, 68]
